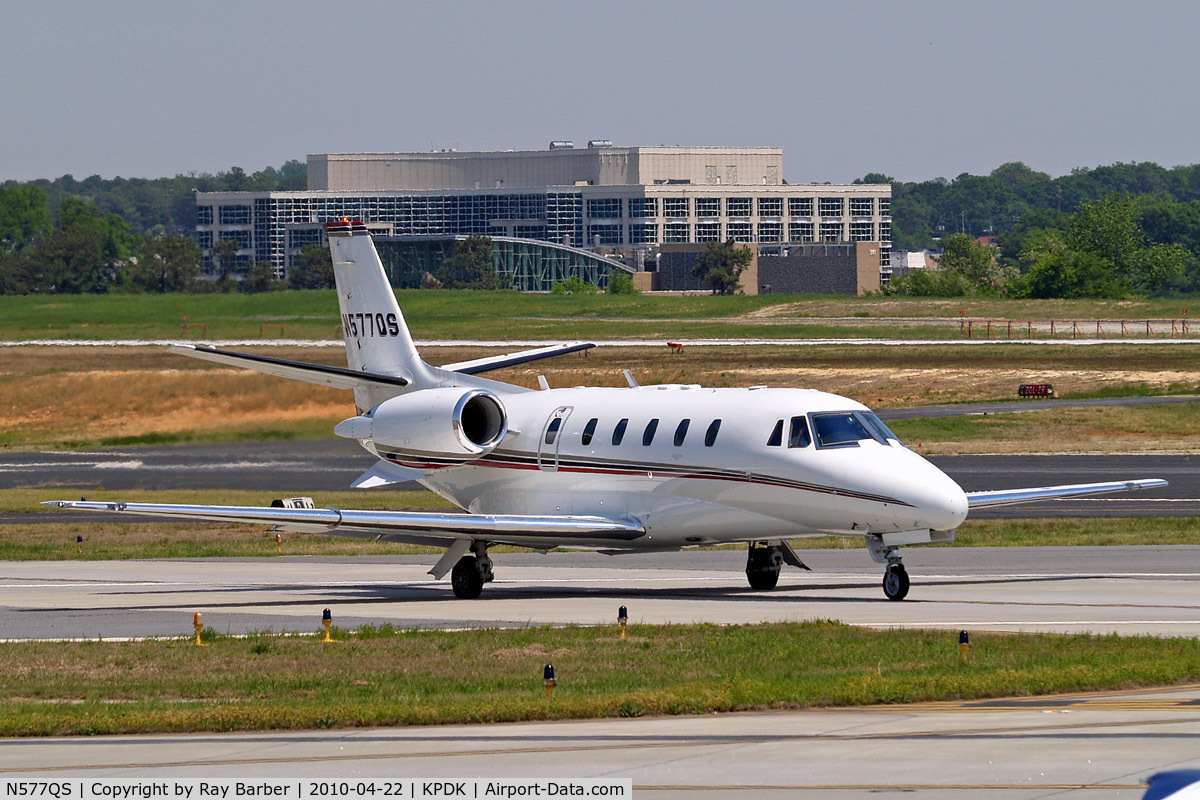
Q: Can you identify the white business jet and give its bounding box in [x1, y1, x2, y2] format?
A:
[46, 220, 1166, 600]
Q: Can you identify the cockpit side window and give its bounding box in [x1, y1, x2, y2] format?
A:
[788, 416, 811, 448]
[811, 412, 874, 448]
[766, 419, 783, 447]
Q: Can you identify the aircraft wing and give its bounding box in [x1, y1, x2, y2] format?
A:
[168, 344, 410, 390]
[439, 342, 595, 375]
[41, 500, 645, 549]
[966, 478, 1167, 509]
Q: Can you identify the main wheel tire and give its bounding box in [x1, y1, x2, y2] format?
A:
[746, 567, 780, 591]
[451, 555, 484, 599]
[882, 565, 910, 601]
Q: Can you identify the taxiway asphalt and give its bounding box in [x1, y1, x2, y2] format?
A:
[5, 441, 1196, 519]
[2, 684, 1198, 798]
[2, 546, 1198, 640]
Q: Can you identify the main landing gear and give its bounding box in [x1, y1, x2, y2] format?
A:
[745, 542, 784, 590]
[867, 535, 910, 601]
[450, 542, 494, 599]
[745, 541, 810, 591]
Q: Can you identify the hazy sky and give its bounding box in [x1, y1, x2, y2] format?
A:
[3, 0, 1198, 184]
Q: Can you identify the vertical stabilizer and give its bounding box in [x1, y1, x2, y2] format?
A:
[326, 219, 435, 408]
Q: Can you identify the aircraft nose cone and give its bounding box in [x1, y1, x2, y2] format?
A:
[895, 452, 968, 531]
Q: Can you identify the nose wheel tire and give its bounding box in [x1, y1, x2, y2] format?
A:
[746, 543, 783, 591]
[451, 555, 485, 599]
[883, 564, 910, 601]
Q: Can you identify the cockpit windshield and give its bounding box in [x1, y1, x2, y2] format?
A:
[860, 412, 902, 444]
[811, 411, 901, 448]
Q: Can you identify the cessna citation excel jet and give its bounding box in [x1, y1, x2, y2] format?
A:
[47, 220, 1166, 600]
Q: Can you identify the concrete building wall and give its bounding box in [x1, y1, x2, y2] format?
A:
[309, 147, 784, 191]
[657, 243, 757, 294]
[757, 242, 881, 295]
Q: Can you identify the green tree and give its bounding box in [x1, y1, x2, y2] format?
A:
[435, 235, 500, 289]
[240, 261, 282, 293]
[606, 271, 639, 295]
[25, 224, 110, 293]
[131, 234, 202, 293]
[1017, 234, 1127, 298]
[693, 240, 752, 295]
[211, 237, 242, 280]
[0, 185, 52, 248]
[288, 244, 335, 290]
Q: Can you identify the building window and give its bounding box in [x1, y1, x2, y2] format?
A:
[664, 222, 690, 243]
[587, 198, 622, 218]
[581, 418, 598, 446]
[218, 205, 251, 225]
[788, 221, 815, 243]
[696, 197, 721, 218]
[818, 197, 843, 217]
[674, 419, 690, 446]
[695, 222, 721, 242]
[197, 231, 213, 249]
[196, 206, 214, 225]
[612, 418, 629, 446]
[629, 198, 657, 218]
[757, 197, 782, 217]
[850, 197, 874, 217]
[757, 222, 782, 243]
[629, 223, 658, 244]
[879, 221, 892, 242]
[643, 419, 659, 446]
[704, 419, 721, 446]
[727, 222, 752, 242]
[849, 222, 875, 241]
[879, 197, 891, 216]
[663, 197, 689, 218]
[726, 197, 751, 217]
[788, 197, 813, 217]
[820, 222, 842, 243]
[287, 228, 323, 248]
[881, 248, 891, 267]
[587, 224, 622, 245]
[220, 230, 251, 249]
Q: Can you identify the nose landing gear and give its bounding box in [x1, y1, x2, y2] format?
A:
[867, 534, 911, 601]
[882, 561, 909, 601]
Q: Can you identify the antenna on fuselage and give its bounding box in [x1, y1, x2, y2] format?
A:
[537, 375, 550, 390]
[622, 370, 639, 388]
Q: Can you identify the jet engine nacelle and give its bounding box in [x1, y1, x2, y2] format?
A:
[335, 388, 508, 462]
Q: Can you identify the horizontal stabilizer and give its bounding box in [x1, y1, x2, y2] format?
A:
[169, 344, 410, 391]
[42, 500, 645, 549]
[440, 342, 595, 375]
[966, 478, 1167, 509]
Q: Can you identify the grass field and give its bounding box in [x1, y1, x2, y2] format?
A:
[1, 290, 1197, 342]
[4, 621, 1200, 736]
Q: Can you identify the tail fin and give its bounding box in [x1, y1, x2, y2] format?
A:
[326, 219, 435, 408]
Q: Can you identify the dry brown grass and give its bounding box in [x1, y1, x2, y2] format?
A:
[6, 344, 1200, 449]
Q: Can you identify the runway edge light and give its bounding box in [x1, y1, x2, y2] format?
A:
[618, 605, 628, 639]
[322, 608, 335, 643]
[959, 630, 970, 664]
[193, 612, 207, 647]
[543, 664, 556, 699]
[76, 534, 83, 553]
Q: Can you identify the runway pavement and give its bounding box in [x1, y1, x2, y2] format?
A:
[1, 683, 1198, 797]
[2, 546, 1198, 640]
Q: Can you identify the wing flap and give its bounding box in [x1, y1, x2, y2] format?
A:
[41, 500, 645, 547]
[966, 478, 1167, 509]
